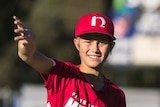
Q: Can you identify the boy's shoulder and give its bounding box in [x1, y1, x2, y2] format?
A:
[104, 78, 125, 96]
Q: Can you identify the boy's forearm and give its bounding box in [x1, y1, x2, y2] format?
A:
[20, 51, 53, 75]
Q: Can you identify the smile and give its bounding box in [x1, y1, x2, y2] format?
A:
[88, 55, 101, 59]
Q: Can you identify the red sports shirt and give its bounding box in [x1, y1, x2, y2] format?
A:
[41, 59, 126, 107]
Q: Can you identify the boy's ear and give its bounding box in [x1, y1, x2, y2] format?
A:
[73, 38, 80, 51]
[110, 41, 115, 52]
[112, 41, 115, 48]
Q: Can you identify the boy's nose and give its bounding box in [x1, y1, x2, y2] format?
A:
[90, 42, 100, 53]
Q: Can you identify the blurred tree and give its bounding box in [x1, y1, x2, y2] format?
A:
[0, 0, 36, 89]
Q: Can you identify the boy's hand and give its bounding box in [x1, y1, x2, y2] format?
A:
[13, 16, 36, 61]
[13, 16, 53, 75]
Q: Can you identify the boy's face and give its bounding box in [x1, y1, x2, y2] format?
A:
[74, 33, 114, 69]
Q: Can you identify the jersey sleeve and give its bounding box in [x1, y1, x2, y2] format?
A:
[116, 89, 126, 107]
[41, 59, 77, 93]
[120, 94, 126, 107]
[40, 59, 77, 93]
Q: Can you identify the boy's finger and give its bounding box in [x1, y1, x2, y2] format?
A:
[14, 21, 24, 29]
[13, 16, 24, 29]
[13, 16, 21, 22]
[14, 35, 25, 41]
[14, 28, 25, 33]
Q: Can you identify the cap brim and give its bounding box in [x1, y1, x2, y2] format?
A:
[77, 31, 116, 40]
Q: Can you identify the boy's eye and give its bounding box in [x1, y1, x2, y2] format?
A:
[84, 40, 92, 43]
[99, 41, 108, 44]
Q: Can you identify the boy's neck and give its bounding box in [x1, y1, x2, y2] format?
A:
[79, 64, 102, 76]
[81, 69, 105, 91]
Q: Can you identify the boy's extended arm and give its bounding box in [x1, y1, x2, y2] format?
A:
[13, 16, 53, 76]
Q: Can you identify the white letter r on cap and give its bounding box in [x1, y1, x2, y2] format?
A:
[91, 16, 106, 28]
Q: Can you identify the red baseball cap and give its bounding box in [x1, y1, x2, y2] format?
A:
[75, 13, 116, 40]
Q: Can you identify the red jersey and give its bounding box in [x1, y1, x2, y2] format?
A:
[41, 59, 126, 107]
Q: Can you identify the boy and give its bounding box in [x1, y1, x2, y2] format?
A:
[14, 13, 126, 107]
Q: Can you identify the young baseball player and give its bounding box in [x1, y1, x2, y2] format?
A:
[14, 13, 126, 107]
